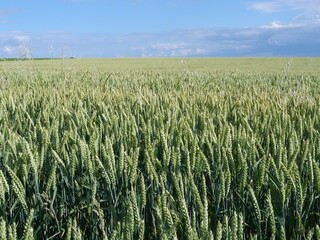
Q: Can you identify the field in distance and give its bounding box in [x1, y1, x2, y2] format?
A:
[1, 57, 320, 73]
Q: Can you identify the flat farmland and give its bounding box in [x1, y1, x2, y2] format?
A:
[0, 58, 319, 239]
[2, 57, 320, 73]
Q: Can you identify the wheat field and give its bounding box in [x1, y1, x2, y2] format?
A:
[0, 58, 319, 239]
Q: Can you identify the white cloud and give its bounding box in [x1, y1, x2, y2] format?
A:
[0, 8, 21, 25]
[14, 35, 31, 42]
[249, 0, 320, 14]
[3, 46, 16, 55]
[151, 43, 188, 50]
[260, 21, 302, 29]
[1, 24, 320, 58]
[137, 42, 207, 57]
[249, 0, 320, 34]
[0, 8, 21, 19]
[249, 2, 282, 13]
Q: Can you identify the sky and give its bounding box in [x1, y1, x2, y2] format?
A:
[1, 0, 320, 58]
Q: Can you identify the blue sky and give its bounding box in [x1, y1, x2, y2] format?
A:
[1, 0, 320, 57]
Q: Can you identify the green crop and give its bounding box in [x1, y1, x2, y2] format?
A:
[0, 58, 319, 239]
